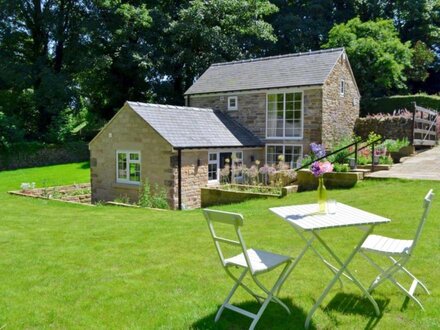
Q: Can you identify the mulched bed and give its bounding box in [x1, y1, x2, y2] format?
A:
[9, 183, 92, 205]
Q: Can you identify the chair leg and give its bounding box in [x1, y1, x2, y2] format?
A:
[215, 269, 248, 322]
[248, 262, 295, 330]
[389, 256, 430, 295]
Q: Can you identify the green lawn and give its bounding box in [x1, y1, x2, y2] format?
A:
[1, 163, 439, 329]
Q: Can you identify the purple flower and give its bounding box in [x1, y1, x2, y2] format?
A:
[310, 143, 326, 158]
[310, 161, 333, 177]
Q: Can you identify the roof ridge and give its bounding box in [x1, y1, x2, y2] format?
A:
[127, 101, 213, 112]
[212, 48, 344, 67]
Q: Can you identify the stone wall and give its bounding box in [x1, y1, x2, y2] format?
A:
[189, 89, 323, 156]
[0, 142, 89, 170]
[189, 92, 267, 139]
[89, 104, 175, 205]
[354, 117, 413, 140]
[322, 54, 360, 148]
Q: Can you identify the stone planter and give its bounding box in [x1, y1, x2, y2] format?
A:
[356, 164, 392, 171]
[296, 169, 362, 191]
[389, 145, 415, 163]
[201, 185, 293, 207]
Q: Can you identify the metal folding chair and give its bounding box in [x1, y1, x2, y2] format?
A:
[203, 209, 295, 330]
[360, 189, 434, 310]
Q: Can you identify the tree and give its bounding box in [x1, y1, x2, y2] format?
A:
[324, 18, 413, 97]
[160, 0, 278, 104]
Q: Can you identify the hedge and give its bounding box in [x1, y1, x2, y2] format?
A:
[361, 95, 440, 116]
[0, 141, 89, 170]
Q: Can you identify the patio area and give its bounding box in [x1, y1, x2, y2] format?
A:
[367, 146, 440, 181]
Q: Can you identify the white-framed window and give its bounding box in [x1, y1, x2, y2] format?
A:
[266, 92, 303, 139]
[228, 96, 238, 111]
[207, 150, 242, 182]
[208, 153, 218, 182]
[340, 79, 345, 96]
[266, 144, 303, 168]
[116, 150, 141, 184]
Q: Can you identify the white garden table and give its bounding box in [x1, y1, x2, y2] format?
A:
[269, 203, 390, 329]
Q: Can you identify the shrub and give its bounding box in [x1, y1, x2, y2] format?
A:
[382, 138, 410, 152]
[361, 94, 440, 116]
[333, 163, 349, 172]
[138, 179, 169, 209]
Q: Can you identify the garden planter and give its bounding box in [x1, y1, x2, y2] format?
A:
[201, 184, 298, 207]
[297, 169, 361, 191]
[389, 145, 415, 163]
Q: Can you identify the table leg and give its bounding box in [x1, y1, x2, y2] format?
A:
[305, 226, 380, 329]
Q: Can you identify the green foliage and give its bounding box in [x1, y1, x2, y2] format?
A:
[379, 155, 394, 165]
[0, 111, 24, 149]
[138, 179, 169, 209]
[361, 94, 440, 116]
[324, 18, 413, 97]
[367, 131, 382, 144]
[333, 163, 349, 172]
[357, 155, 369, 165]
[327, 136, 355, 164]
[382, 138, 410, 152]
[407, 41, 436, 83]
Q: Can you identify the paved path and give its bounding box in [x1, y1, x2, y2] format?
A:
[366, 146, 440, 181]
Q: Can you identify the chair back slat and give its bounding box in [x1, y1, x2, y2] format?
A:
[203, 209, 254, 272]
[203, 209, 243, 226]
[410, 189, 434, 255]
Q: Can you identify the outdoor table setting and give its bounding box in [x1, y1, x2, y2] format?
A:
[269, 200, 391, 328]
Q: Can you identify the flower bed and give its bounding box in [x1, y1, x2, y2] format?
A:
[8, 183, 92, 205]
[201, 184, 298, 207]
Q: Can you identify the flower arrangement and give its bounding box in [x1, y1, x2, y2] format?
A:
[310, 161, 334, 177]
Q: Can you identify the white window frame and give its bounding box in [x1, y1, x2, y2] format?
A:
[340, 79, 345, 97]
[265, 90, 304, 140]
[228, 96, 238, 111]
[208, 152, 218, 183]
[265, 144, 303, 168]
[207, 149, 242, 183]
[116, 150, 141, 184]
[231, 151, 243, 181]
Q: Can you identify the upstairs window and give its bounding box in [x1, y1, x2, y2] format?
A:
[116, 151, 141, 184]
[340, 79, 345, 96]
[266, 92, 303, 139]
[228, 96, 238, 111]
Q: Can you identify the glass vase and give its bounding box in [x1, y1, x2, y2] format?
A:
[317, 176, 327, 213]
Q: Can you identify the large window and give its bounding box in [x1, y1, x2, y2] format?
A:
[116, 151, 141, 184]
[266, 92, 303, 138]
[266, 145, 302, 168]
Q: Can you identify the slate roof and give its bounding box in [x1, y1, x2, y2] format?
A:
[185, 48, 344, 95]
[127, 101, 263, 149]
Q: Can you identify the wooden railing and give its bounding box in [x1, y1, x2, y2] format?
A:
[411, 102, 438, 147]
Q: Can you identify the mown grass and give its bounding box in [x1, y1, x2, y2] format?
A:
[0, 163, 439, 329]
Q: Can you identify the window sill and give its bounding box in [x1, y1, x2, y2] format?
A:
[113, 182, 141, 189]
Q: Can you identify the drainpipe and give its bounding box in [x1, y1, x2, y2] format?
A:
[177, 148, 182, 210]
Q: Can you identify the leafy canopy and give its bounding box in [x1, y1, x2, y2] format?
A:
[324, 18, 413, 97]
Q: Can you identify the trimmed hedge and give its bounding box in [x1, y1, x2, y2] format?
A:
[0, 141, 89, 170]
[361, 95, 440, 116]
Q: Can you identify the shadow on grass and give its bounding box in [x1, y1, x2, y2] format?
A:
[79, 161, 90, 169]
[323, 292, 390, 330]
[191, 299, 314, 330]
